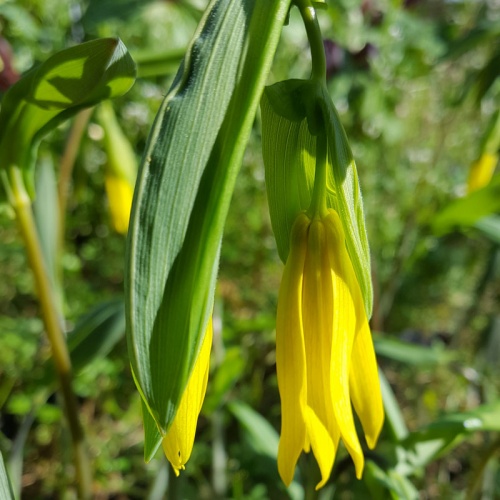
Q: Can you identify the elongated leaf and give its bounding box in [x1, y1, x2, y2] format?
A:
[475, 215, 500, 244]
[432, 174, 500, 235]
[41, 301, 125, 387]
[126, 0, 291, 434]
[228, 401, 303, 500]
[397, 400, 500, 474]
[32, 156, 59, 294]
[374, 337, 453, 366]
[0, 38, 136, 197]
[261, 80, 373, 315]
[378, 369, 408, 442]
[0, 451, 14, 500]
[142, 398, 162, 463]
[228, 401, 279, 458]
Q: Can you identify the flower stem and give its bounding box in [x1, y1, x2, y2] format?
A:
[308, 132, 328, 218]
[295, 0, 326, 82]
[8, 166, 92, 499]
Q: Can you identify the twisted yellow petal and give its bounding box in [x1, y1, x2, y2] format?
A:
[162, 318, 212, 476]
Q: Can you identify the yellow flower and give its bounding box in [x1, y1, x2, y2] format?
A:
[467, 152, 498, 193]
[276, 210, 383, 489]
[104, 174, 134, 234]
[162, 318, 212, 476]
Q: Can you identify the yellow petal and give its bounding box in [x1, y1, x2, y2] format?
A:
[162, 318, 213, 475]
[304, 407, 335, 490]
[276, 213, 309, 487]
[467, 153, 498, 193]
[302, 218, 338, 483]
[104, 174, 134, 234]
[349, 320, 384, 449]
[324, 211, 364, 479]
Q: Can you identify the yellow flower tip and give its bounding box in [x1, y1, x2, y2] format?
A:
[161, 318, 213, 475]
[467, 152, 498, 193]
[104, 174, 134, 234]
[276, 209, 383, 489]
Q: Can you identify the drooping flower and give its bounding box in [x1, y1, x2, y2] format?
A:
[162, 318, 213, 476]
[276, 209, 383, 489]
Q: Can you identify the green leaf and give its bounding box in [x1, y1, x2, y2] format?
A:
[0, 451, 14, 500]
[432, 175, 500, 235]
[374, 336, 453, 366]
[32, 156, 60, 296]
[228, 401, 304, 500]
[126, 0, 291, 433]
[397, 400, 500, 474]
[142, 398, 163, 463]
[133, 49, 186, 79]
[0, 38, 136, 198]
[228, 401, 279, 458]
[261, 80, 373, 316]
[378, 368, 408, 442]
[363, 461, 419, 500]
[40, 301, 126, 387]
[474, 215, 500, 244]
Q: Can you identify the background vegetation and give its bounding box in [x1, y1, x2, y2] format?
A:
[0, 0, 499, 498]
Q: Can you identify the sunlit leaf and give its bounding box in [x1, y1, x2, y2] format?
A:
[432, 175, 500, 235]
[397, 400, 500, 474]
[0, 38, 136, 198]
[126, 0, 291, 433]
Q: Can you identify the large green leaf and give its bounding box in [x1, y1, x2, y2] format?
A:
[0, 38, 136, 198]
[261, 79, 373, 316]
[126, 0, 291, 435]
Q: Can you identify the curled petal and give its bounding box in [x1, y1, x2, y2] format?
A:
[276, 213, 309, 486]
[162, 318, 213, 475]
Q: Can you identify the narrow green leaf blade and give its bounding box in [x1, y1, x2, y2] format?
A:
[126, 0, 291, 432]
[0, 451, 14, 500]
[398, 400, 500, 474]
[40, 301, 125, 387]
[142, 399, 162, 463]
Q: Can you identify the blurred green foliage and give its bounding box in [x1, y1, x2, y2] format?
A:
[1, 0, 499, 498]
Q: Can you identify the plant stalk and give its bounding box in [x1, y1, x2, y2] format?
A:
[308, 132, 328, 218]
[9, 166, 92, 499]
[295, 0, 326, 82]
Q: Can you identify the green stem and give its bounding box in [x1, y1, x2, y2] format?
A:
[8, 167, 92, 499]
[308, 132, 328, 218]
[295, 0, 326, 82]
